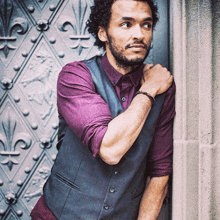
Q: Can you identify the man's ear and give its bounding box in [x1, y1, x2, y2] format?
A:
[98, 26, 107, 42]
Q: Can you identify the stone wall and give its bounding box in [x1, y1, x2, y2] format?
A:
[171, 0, 220, 219]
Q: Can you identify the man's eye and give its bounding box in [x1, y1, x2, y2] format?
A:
[121, 22, 131, 28]
[143, 23, 152, 29]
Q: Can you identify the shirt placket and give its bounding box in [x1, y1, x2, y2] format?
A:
[120, 76, 133, 110]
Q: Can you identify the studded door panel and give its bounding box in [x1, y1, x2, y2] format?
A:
[0, 0, 170, 219]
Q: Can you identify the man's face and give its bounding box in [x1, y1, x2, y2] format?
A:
[99, 0, 153, 68]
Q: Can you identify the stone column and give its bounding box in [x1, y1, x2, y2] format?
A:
[171, 0, 220, 219]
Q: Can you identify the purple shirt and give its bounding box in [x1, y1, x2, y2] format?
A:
[57, 55, 143, 158]
[31, 55, 175, 219]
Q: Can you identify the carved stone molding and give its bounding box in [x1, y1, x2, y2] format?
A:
[171, 0, 219, 219]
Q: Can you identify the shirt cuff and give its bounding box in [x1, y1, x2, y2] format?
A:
[147, 157, 173, 177]
[91, 126, 108, 158]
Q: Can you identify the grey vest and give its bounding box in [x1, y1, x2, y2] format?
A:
[43, 56, 165, 220]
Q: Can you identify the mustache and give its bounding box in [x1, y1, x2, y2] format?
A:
[125, 41, 149, 49]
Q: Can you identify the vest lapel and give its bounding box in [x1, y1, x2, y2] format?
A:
[82, 57, 124, 118]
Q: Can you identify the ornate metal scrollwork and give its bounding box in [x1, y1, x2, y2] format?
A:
[24, 166, 51, 202]
[0, 0, 29, 58]
[36, 19, 49, 31]
[5, 192, 17, 204]
[0, 208, 5, 215]
[0, 107, 32, 171]
[40, 137, 52, 149]
[57, 0, 90, 55]
[20, 49, 58, 121]
[1, 77, 13, 90]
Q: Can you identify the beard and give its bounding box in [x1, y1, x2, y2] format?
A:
[106, 32, 151, 70]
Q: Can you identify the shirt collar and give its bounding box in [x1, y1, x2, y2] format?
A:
[101, 54, 143, 87]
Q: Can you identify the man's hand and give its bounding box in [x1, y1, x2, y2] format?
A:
[99, 64, 173, 165]
[137, 176, 169, 220]
[141, 64, 173, 98]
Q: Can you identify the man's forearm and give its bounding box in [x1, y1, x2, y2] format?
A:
[99, 64, 173, 165]
[137, 176, 169, 220]
[99, 93, 153, 165]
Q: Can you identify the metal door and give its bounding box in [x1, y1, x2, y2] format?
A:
[0, 0, 170, 219]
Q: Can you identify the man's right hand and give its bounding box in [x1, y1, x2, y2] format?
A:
[140, 64, 173, 98]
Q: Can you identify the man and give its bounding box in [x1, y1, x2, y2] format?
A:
[31, 0, 175, 219]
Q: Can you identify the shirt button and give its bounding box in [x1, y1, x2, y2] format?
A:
[114, 171, 119, 175]
[113, 80, 115, 84]
[109, 188, 115, 193]
[124, 77, 128, 82]
[121, 97, 126, 102]
[104, 204, 109, 210]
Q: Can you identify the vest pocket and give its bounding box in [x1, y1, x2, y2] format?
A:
[55, 173, 80, 191]
[129, 192, 143, 220]
[131, 189, 144, 199]
[131, 180, 145, 199]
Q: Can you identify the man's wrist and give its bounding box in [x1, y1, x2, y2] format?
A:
[136, 91, 155, 107]
[140, 85, 157, 97]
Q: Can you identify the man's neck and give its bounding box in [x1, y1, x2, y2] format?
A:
[105, 52, 139, 75]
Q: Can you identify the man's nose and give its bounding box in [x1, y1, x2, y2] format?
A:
[132, 25, 144, 40]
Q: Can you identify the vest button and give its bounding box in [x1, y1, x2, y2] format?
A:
[114, 171, 119, 175]
[104, 204, 109, 210]
[109, 188, 115, 193]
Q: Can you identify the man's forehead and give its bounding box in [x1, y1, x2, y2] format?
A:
[113, 0, 149, 4]
[111, 0, 152, 18]
[114, 0, 145, 2]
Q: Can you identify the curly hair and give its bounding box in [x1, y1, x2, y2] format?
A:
[87, 0, 159, 49]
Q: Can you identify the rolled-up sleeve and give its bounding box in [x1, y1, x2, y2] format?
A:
[146, 82, 176, 177]
[57, 62, 112, 157]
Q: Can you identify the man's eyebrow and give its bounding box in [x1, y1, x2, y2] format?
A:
[143, 17, 153, 22]
[121, 17, 134, 21]
[120, 17, 153, 22]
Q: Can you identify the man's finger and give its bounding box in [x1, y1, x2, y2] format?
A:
[144, 63, 154, 70]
